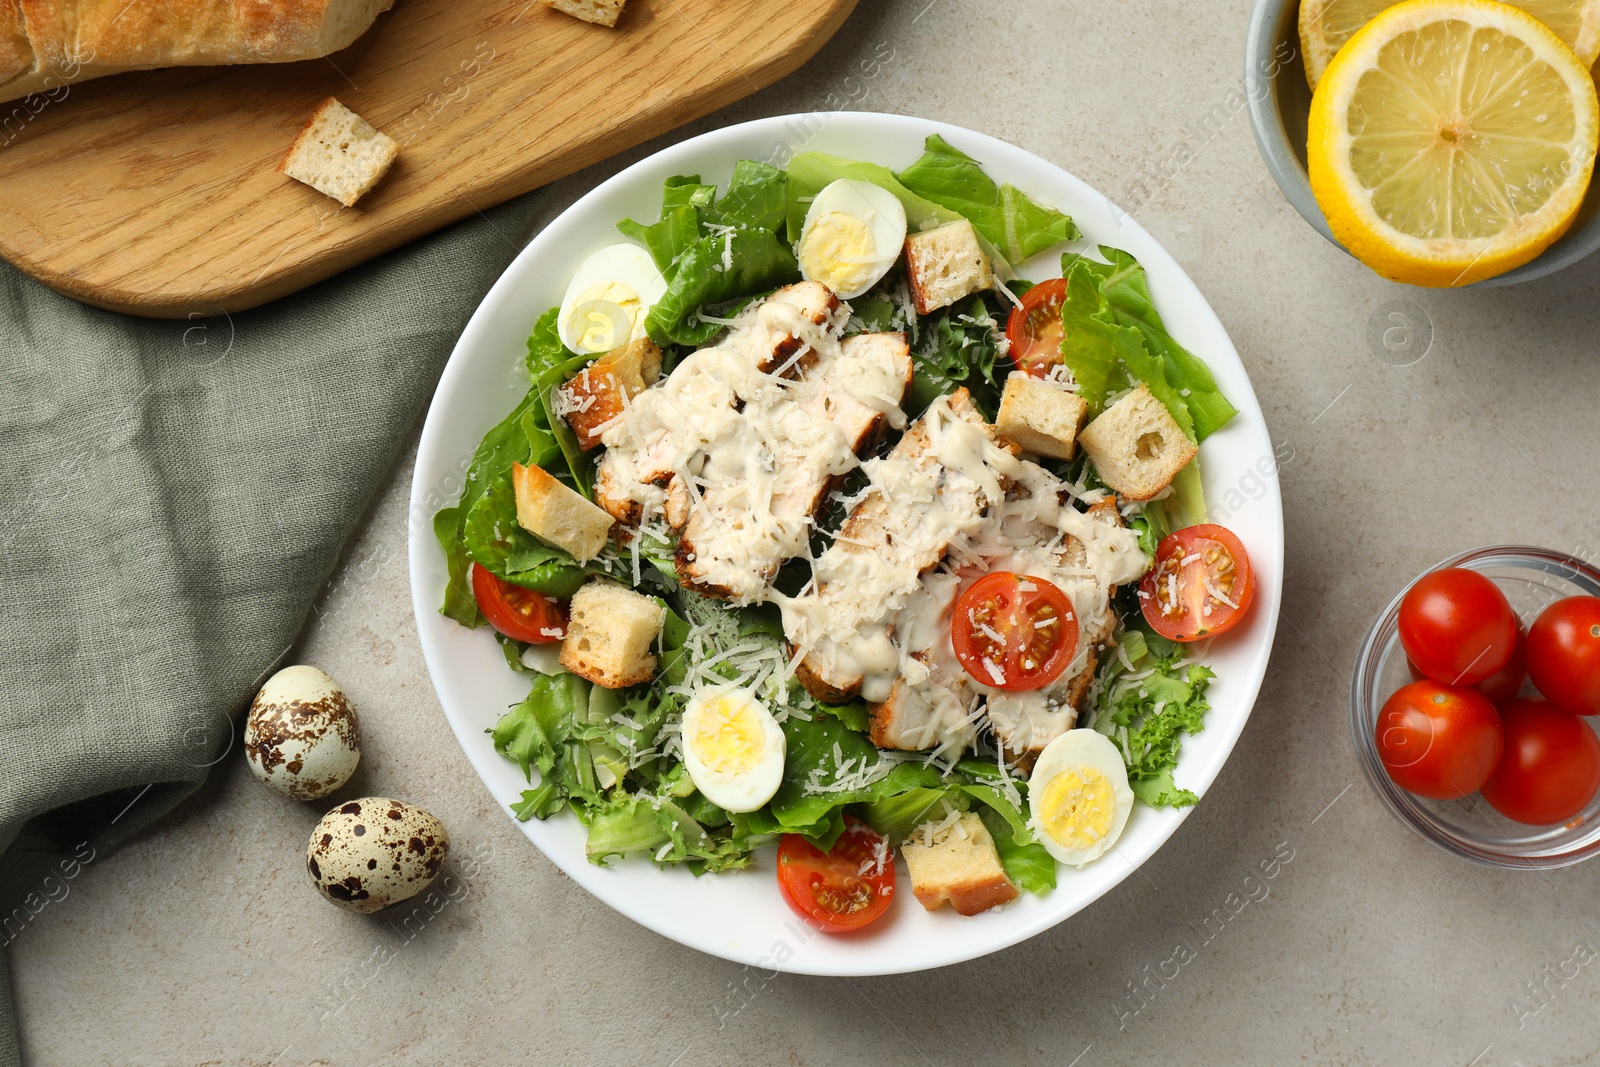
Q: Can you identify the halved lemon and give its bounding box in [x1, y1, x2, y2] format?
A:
[1308, 0, 1600, 286]
[1301, 0, 1600, 88]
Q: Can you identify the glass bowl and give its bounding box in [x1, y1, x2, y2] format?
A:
[1350, 545, 1600, 868]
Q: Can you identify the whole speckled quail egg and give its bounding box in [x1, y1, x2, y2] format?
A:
[244, 665, 361, 801]
[306, 797, 450, 913]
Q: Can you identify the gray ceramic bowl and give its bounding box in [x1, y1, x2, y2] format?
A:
[1244, 0, 1600, 287]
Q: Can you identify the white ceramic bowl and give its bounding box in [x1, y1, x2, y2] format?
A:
[408, 112, 1285, 976]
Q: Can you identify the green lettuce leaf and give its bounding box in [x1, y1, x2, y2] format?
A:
[460, 473, 592, 597]
[1058, 247, 1236, 442]
[434, 306, 594, 620]
[432, 387, 541, 623]
[620, 165, 800, 348]
[973, 805, 1056, 895]
[768, 714, 944, 848]
[706, 160, 789, 232]
[1090, 628, 1215, 808]
[859, 787, 963, 842]
[895, 134, 1080, 263]
[856, 772, 1056, 894]
[493, 671, 590, 781]
[907, 293, 1007, 419]
[433, 505, 481, 627]
[584, 794, 750, 873]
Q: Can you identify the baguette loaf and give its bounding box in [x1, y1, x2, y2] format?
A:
[0, 0, 395, 104]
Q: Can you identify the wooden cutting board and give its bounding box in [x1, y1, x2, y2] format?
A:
[0, 0, 858, 318]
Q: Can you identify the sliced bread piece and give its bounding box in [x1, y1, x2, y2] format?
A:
[902, 812, 1018, 916]
[558, 580, 663, 688]
[278, 97, 398, 207]
[510, 461, 614, 563]
[903, 218, 994, 315]
[995, 373, 1089, 460]
[1077, 383, 1197, 501]
[540, 0, 626, 27]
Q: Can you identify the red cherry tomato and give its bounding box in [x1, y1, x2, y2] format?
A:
[951, 571, 1079, 690]
[1005, 278, 1067, 374]
[1139, 524, 1255, 642]
[1398, 568, 1517, 686]
[1375, 681, 1503, 800]
[1480, 699, 1600, 825]
[1408, 625, 1527, 706]
[776, 816, 895, 933]
[470, 563, 567, 644]
[1526, 596, 1600, 716]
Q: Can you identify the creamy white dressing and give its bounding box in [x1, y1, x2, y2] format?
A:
[594, 287, 909, 603]
[783, 404, 1145, 757]
[900, 461, 1145, 757]
[778, 393, 1021, 696]
[589, 287, 1148, 767]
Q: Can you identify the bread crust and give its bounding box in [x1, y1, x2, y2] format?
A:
[1, 0, 394, 103]
[914, 875, 1020, 917]
[902, 812, 1018, 916]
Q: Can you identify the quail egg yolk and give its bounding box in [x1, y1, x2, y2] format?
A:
[798, 211, 879, 296]
[691, 695, 765, 774]
[1036, 766, 1117, 850]
[565, 280, 644, 353]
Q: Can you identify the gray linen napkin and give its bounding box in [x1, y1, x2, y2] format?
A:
[0, 196, 541, 1066]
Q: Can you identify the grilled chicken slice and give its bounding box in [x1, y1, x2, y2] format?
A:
[592, 282, 840, 533]
[788, 390, 1017, 703]
[676, 332, 913, 601]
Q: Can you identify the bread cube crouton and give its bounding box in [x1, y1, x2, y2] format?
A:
[901, 812, 1018, 916]
[995, 374, 1089, 460]
[1077, 383, 1198, 501]
[540, 0, 626, 26]
[558, 580, 664, 688]
[510, 462, 614, 563]
[278, 98, 398, 208]
[557, 338, 663, 451]
[903, 219, 994, 315]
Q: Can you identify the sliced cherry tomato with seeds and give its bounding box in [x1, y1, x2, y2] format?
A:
[1005, 277, 1068, 375]
[470, 563, 568, 644]
[1139, 524, 1255, 642]
[951, 571, 1080, 690]
[776, 816, 895, 933]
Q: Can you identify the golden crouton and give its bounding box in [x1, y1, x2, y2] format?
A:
[996, 373, 1089, 460]
[1077, 383, 1198, 501]
[558, 580, 664, 688]
[902, 812, 1018, 916]
[510, 462, 614, 563]
[904, 219, 994, 314]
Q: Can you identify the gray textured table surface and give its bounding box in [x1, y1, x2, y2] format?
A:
[8, 1, 1600, 1064]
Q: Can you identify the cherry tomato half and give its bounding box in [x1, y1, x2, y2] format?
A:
[776, 816, 895, 933]
[1526, 596, 1600, 717]
[1005, 277, 1067, 374]
[951, 571, 1079, 690]
[1398, 568, 1517, 687]
[1138, 524, 1256, 642]
[470, 563, 567, 644]
[1375, 681, 1503, 800]
[1408, 624, 1527, 707]
[1480, 699, 1600, 825]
